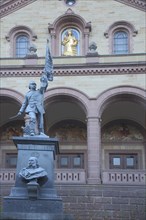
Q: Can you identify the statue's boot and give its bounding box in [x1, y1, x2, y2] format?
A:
[38, 126, 43, 134]
[30, 119, 36, 136]
[39, 128, 49, 136]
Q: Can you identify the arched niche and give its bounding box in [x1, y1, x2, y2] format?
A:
[48, 8, 91, 56]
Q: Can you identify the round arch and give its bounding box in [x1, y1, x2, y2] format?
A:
[5, 25, 37, 42]
[44, 87, 90, 116]
[0, 88, 24, 104]
[0, 88, 24, 127]
[104, 20, 138, 38]
[96, 86, 146, 117]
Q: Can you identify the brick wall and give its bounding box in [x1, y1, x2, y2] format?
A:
[56, 184, 146, 220]
[1, 184, 146, 220]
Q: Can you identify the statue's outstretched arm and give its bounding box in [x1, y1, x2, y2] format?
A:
[40, 75, 48, 93]
[42, 39, 54, 82]
[39, 39, 54, 93]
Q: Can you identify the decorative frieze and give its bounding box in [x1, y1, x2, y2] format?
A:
[0, 64, 145, 77]
[0, 0, 37, 18]
[0, 0, 145, 19]
[115, 0, 146, 12]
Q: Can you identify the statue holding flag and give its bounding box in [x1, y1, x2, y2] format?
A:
[17, 39, 53, 136]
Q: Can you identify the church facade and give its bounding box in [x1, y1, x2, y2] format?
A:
[0, 0, 146, 219]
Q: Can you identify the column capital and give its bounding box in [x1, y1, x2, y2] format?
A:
[86, 116, 102, 122]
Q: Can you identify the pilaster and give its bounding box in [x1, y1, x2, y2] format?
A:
[87, 116, 101, 184]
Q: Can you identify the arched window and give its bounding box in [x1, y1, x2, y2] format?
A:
[6, 26, 37, 57]
[16, 35, 29, 57]
[104, 21, 138, 55]
[113, 31, 128, 54]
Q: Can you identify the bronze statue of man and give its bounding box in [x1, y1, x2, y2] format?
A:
[18, 78, 47, 135]
[17, 40, 53, 136]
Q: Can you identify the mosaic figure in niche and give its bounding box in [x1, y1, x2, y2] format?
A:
[62, 29, 78, 56]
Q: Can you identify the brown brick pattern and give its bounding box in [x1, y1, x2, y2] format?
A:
[56, 184, 146, 220]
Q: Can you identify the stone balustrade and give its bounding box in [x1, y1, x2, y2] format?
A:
[0, 169, 86, 184]
[102, 170, 146, 184]
[1, 169, 146, 185]
[55, 169, 86, 183]
[0, 169, 16, 183]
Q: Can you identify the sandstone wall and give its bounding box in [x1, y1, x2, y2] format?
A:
[0, 0, 145, 57]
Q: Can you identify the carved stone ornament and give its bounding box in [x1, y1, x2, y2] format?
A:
[25, 43, 38, 58]
[87, 41, 98, 57]
[88, 42, 98, 52]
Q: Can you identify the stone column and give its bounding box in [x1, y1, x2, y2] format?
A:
[87, 116, 101, 184]
[51, 33, 56, 55]
[84, 32, 89, 55]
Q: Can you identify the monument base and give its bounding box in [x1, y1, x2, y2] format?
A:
[9, 186, 58, 198]
[2, 212, 64, 220]
[2, 197, 74, 220]
[2, 212, 74, 220]
[2, 136, 74, 220]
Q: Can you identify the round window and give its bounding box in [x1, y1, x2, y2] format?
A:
[65, 0, 76, 6]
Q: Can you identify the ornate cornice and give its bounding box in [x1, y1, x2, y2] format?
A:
[0, 63, 145, 77]
[0, 0, 37, 18]
[114, 0, 146, 12]
[0, 0, 145, 18]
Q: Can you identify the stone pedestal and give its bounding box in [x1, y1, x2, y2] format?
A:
[2, 136, 73, 220]
[3, 198, 64, 220]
